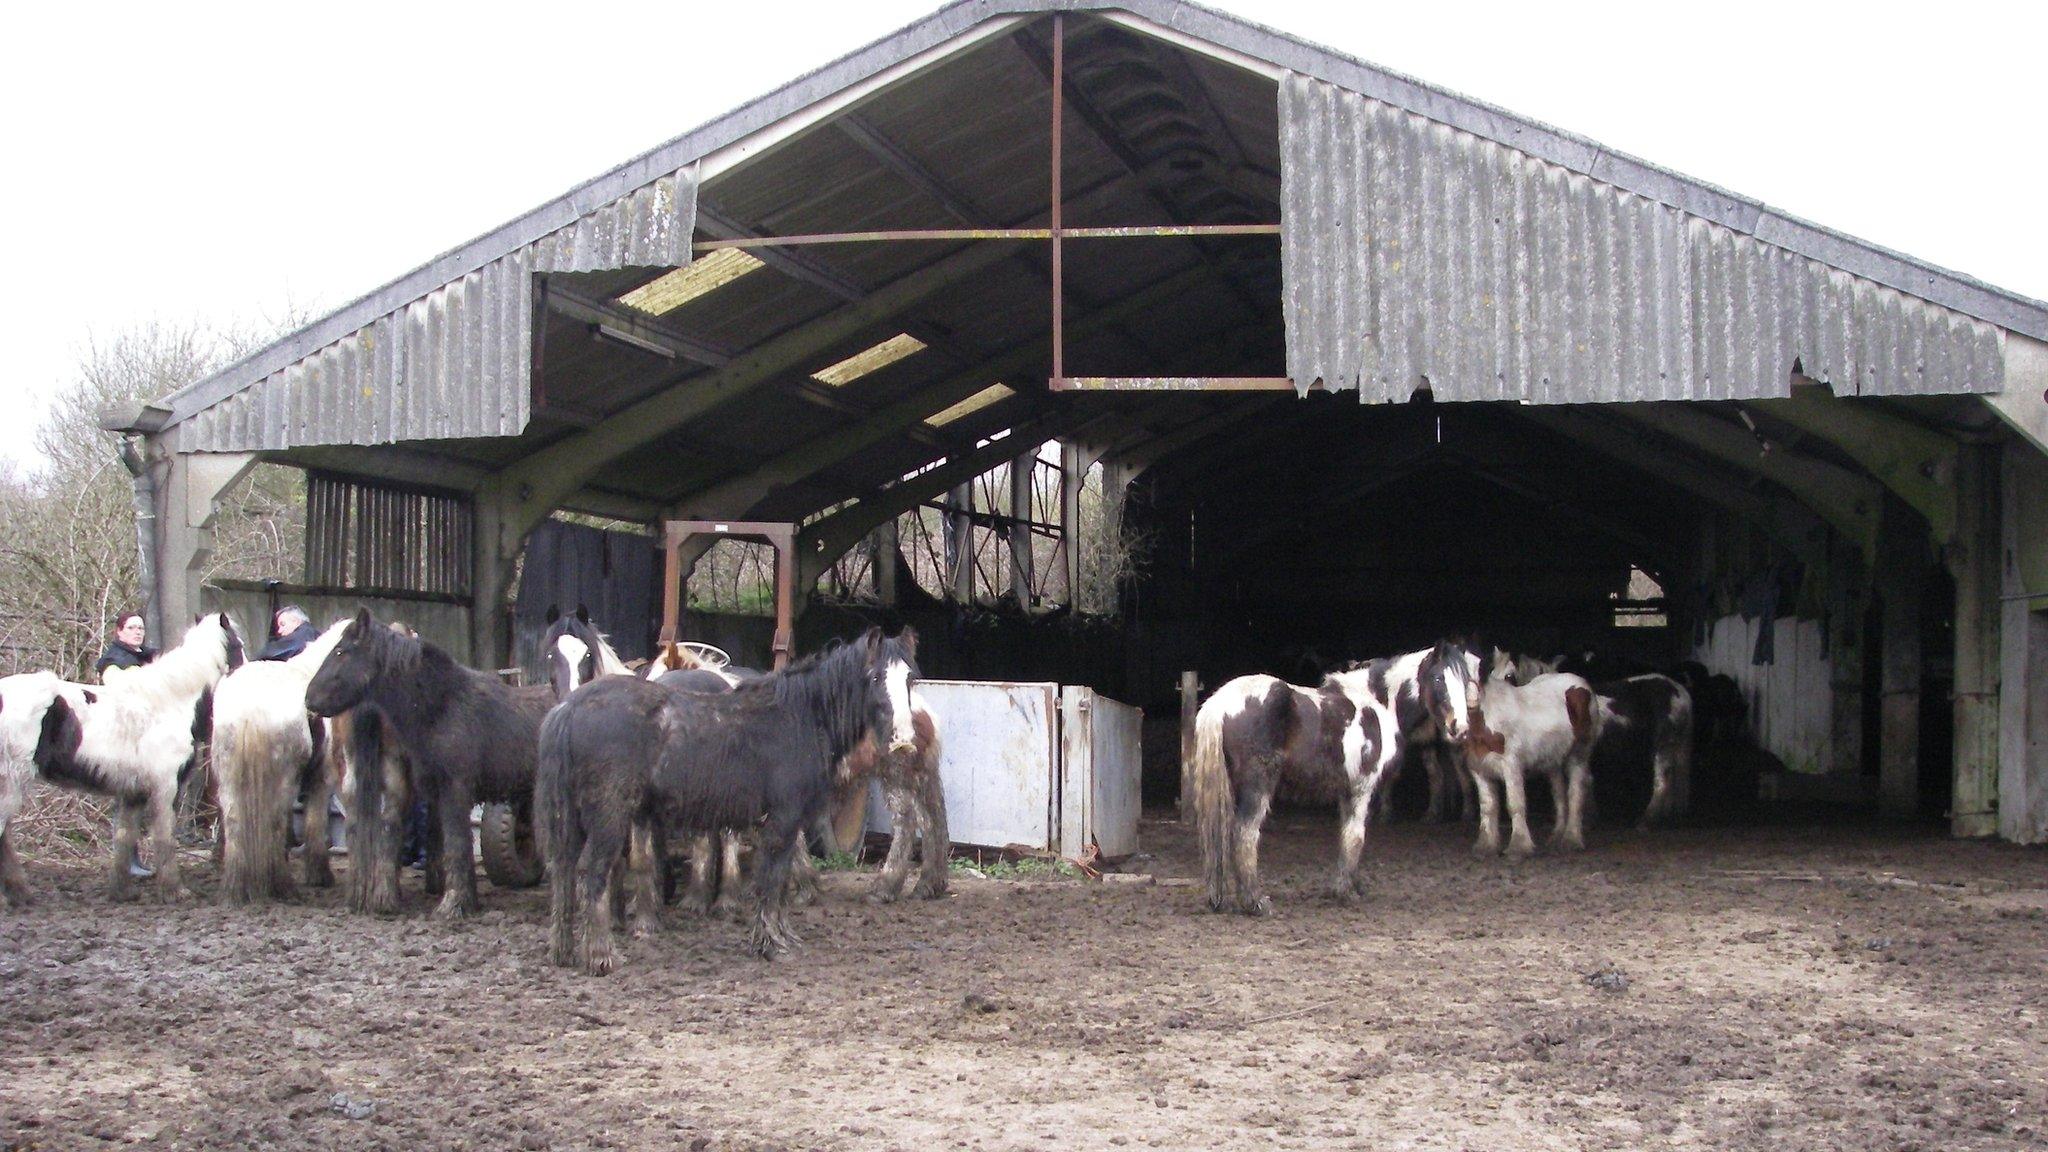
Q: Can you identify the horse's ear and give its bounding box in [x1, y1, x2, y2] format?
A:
[545, 605, 560, 625]
[575, 604, 590, 624]
[352, 605, 373, 631]
[896, 625, 918, 658]
[861, 626, 884, 659]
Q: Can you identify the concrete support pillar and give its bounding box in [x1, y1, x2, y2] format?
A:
[1876, 501, 1925, 818]
[468, 483, 528, 671]
[1948, 441, 2002, 838]
[1009, 451, 1035, 608]
[1998, 443, 2048, 843]
[1826, 537, 1868, 778]
[147, 438, 257, 638]
[945, 483, 973, 604]
[870, 519, 899, 606]
[1060, 442, 1086, 607]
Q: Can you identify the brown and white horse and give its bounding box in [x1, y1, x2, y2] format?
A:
[1190, 641, 1476, 915]
[1465, 650, 1617, 857]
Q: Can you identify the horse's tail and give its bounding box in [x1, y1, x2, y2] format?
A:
[1592, 691, 1627, 737]
[215, 706, 301, 904]
[1190, 694, 1236, 913]
[534, 701, 575, 878]
[536, 699, 582, 968]
[335, 709, 374, 912]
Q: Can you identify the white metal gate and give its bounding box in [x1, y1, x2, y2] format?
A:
[862, 679, 1141, 858]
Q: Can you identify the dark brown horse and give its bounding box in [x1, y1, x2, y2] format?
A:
[539, 628, 919, 971]
[305, 607, 553, 919]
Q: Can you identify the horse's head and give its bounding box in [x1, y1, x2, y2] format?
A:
[1506, 652, 1559, 686]
[542, 605, 600, 700]
[862, 626, 921, 754]
[1420, 639, 1478, 742]
[186, 611, 247, 674]
[305, 606, 385, 717]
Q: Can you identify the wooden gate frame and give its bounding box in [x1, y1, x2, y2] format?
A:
[659, 520, 798, 670]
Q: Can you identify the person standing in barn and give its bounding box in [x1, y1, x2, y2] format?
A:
[93, 611, 161, 875]
[257, 605, 320, 662]
[93, 610, 156, 681]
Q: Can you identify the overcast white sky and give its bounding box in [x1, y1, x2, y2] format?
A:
[3, 1, 2042, 474]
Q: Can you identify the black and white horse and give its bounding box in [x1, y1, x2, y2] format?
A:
[539, 627, 920, 971]
[541, 605, 635, 700]
[305, 607, 554, 919]
[1190, 642, 1476, 915]
[29, 613, 246, 900]
[0, 673, 92, 907]
[213, 619, 351, 903]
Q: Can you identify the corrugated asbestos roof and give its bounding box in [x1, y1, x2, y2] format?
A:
[183, 168, 696, 453]
[1278, 76, 2005, 403]
[154, 0, 2048, 458]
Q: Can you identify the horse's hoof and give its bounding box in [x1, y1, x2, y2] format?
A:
[1241, 896, 1273, 917]
[1471, 841, 1499, 858]
[582, 950, 618, 977]
[864, 886, 902, 906]
[912, 879, 948, 901]
[1504, 843, 1536, 861]
[432, 893, 472, 921]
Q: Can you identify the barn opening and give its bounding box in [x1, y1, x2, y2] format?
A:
[113, 3, 2048, 844]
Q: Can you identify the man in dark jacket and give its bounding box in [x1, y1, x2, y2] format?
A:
[257, 606, 319, 662]
[93, 612, 156, 680]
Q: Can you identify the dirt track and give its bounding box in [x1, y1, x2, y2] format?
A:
[4, 813, 2046, 1151]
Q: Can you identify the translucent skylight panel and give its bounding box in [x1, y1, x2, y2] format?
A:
[616, 249, 764, 315]
[811, 333, 927, 387]
[925, 384, 1014, 427]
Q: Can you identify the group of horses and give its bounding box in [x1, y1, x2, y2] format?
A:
[1190, 641, 1700, 916]
[0, 606, 945, 975]
[2, 605, 1725, 974]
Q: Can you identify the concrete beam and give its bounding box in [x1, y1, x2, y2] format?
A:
[662, 266, 1210, 519]
[473, 235, 1032, 574]
[1746, 381, 1957, 542]
[1988, 334, 2048, 456]
[1608, 404, 1882, 559]
[147, 440, 258, 641]
[1512, 407, 1830, 570]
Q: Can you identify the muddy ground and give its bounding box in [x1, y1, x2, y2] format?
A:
[3, 812, 2045, 1151]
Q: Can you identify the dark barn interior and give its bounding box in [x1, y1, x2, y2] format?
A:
[129, 3, 2048, 844]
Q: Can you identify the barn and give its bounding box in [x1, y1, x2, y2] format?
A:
[105, 0, 2047, 844]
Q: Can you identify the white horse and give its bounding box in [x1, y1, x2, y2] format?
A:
[213, 619, 352, 903]
[1464, 650, 1616, 858]
[30, 613, 247, 899]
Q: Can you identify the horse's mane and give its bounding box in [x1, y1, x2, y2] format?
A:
[725, 636, 889, 749]
[278, 619, 352, 678]
[108, 614, 236, 711]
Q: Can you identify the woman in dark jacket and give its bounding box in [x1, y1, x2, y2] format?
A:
[93, 611, 157, 681]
